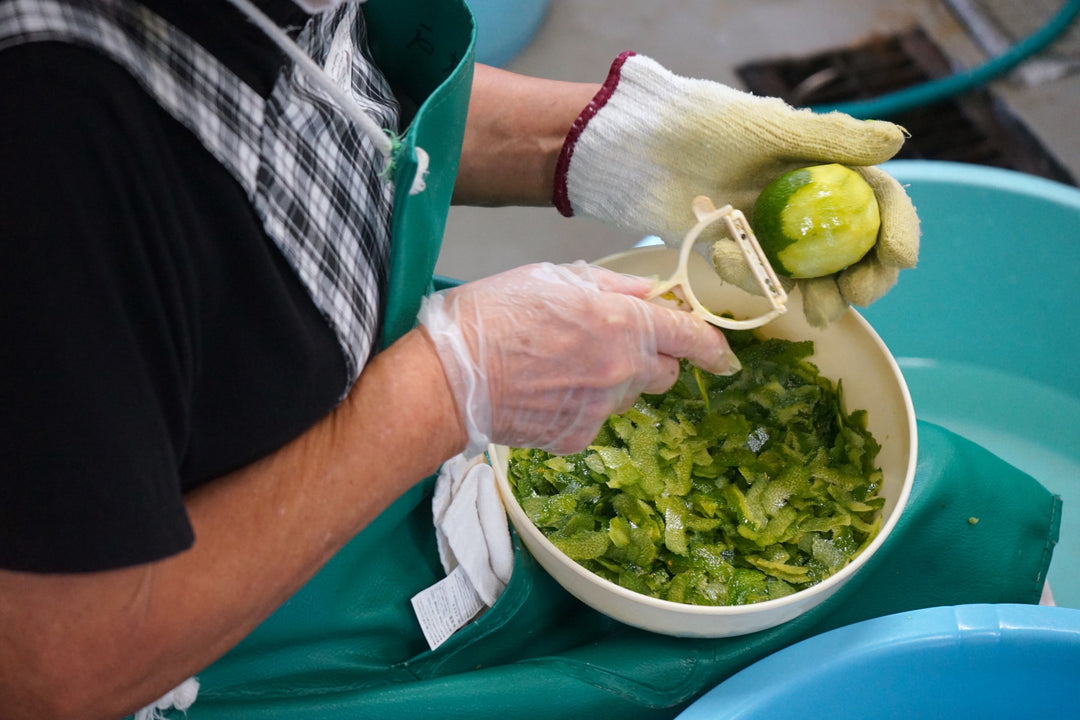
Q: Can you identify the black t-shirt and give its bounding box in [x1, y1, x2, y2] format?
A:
[0, 0, 353, 572]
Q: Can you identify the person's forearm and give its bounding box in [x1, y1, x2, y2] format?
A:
[0, 329, 465, 720]
[452, 64, 599, 206]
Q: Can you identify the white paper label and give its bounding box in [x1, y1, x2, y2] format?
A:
[411, 564, 485, 650]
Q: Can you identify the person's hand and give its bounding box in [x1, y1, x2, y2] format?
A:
[417, 262, 738, 456]
[553, 52, 919, 327]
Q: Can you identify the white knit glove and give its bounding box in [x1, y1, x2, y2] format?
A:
[554, 52, 920, 327]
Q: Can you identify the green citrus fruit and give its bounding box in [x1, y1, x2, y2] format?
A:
[752, 163, 880, 279]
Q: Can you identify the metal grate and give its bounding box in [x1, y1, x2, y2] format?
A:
[736, 29, 1076, 186]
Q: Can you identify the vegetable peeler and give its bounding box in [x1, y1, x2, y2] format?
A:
[646, 196, 788, 329]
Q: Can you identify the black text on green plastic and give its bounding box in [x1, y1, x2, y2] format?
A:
[752, 163, 880, 279]
[507, 330, 884, 607]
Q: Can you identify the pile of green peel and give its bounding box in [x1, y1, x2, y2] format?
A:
[507, 329, 884, 607]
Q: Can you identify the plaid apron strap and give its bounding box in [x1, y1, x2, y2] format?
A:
[258, 2, 399, 384]
[0, 0, 399, 386]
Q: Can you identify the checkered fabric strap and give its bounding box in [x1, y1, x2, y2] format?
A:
[0, 0, 399, 385]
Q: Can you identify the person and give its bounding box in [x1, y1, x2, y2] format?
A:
[0, 0, 917, 718]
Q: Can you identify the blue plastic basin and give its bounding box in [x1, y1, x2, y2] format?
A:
[861, 160, 1080, 609]
[467, 0, 550, 67]
[677, 604, 1080, 719]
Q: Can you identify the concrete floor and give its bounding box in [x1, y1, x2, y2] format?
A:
[435, 0, 1080, 281]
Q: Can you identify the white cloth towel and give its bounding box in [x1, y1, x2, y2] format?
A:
[133, 677, 199, 720]
[432, 453, 514, 607]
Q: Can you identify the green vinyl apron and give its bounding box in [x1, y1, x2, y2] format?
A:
[180, 423, 1063, 720]
[4, 0, 1062, 717]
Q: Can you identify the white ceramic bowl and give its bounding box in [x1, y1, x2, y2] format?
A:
[491, 246, 917, 638]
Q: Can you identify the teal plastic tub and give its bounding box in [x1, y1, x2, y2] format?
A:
[676, 604, 1080, 719]
[862, 160, 1080, 608]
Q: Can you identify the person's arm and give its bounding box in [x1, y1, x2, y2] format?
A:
[0, 258, 736, 720]
[452, 63, 599, 206]
[0, 329, 466, 720]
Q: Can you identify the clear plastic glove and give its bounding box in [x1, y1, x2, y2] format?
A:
[553, 52, 920, 327]
[418, 262, 738, 456]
